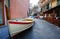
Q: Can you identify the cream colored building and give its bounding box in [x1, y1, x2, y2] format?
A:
[39, 0, 60, 26]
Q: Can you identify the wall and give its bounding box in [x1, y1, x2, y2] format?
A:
[40, 0, 51, 7]
[10, 0, 29, 19]
[43, 0, 60, 27]
[4, 0, 7, 25]
[4, 0, 9, 25]
[51, 0, 57, 8]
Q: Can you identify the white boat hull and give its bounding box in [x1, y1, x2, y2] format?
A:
[8, 18, 34, 37]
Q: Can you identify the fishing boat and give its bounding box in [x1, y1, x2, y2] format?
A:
[8, 18, 34, 37]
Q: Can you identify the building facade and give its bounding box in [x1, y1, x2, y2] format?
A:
[0, 0, 29, 26]
[39, 0, 60, 27]
[10, 0, 29, 19]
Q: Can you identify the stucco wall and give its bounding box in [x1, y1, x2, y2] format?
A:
[10, 0, 29, 19]
[51, 0, 57, 8]
[4, 0, 8, 25]
[40, 0, 51, 7]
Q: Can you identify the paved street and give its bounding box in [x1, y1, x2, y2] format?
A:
[0, 19, 60, 39]
[12, 19, 60, 39]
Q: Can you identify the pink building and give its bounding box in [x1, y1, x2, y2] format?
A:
[0, 0, 29, 26]
[10, 0, 29, 19]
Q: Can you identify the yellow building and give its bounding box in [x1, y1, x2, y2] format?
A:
[39, 0, 60, 27]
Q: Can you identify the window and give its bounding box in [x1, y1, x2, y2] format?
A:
[55, 10, 60, 17]
[57, 0, 60, 6]
[41, 0, 45, 3]
[0, 0, 5, 26]
[41, 8, 42, 12]
[46, 3, 49, 9]
[49, 2, 52, 9]
[41, 6, 46, 12]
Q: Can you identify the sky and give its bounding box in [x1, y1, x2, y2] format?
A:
[30, 0, 39, 7]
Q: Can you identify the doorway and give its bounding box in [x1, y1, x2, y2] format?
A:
[0, 0, 5, 26]
[5, 5, 10, 20]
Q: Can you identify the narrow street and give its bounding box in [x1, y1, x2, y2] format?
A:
[0, 19, 60, 39]
[0, 0, 60, 39]
[12, 19, 60, 39]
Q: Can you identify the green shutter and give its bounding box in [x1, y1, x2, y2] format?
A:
[57, 0, 60, 6]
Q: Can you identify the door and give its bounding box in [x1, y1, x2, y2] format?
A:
[0, 0, 5, 26]
[5, 5, 10, 20]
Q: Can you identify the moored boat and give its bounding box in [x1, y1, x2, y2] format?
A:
[8, 18, 34, 37]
